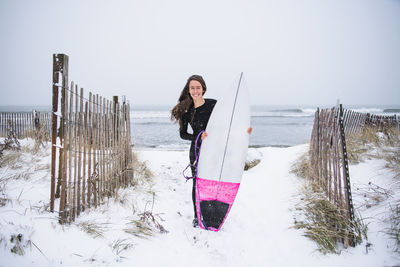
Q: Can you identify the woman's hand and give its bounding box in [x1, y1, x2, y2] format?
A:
[201, 131, 208, 140]
[247, 127, 253, 134]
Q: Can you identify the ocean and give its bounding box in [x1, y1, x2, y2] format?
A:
[131, 104, 400, 150]
[1, 105, 399, 150]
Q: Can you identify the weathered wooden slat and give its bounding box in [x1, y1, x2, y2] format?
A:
[59, 79, 69, 224]
[87, 92, 93, 209]
[77, 87, 83, 216]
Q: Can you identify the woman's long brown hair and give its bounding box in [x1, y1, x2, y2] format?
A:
[171, 75, 207, 130]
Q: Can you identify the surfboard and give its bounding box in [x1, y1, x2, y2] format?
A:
[196, 72, 250, 231]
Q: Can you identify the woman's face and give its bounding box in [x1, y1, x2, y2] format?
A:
[189, 80, 204, 101]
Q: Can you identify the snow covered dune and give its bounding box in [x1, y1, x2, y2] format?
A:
[0, 141, 399, 266]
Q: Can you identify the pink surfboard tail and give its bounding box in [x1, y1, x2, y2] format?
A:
[195, 177, 240, 231]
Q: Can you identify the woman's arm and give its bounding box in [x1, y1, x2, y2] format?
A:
[180, 115, 193, 141]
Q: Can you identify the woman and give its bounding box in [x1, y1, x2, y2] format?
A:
[171, 74, 216, 227]
[172, 74, 252, 227]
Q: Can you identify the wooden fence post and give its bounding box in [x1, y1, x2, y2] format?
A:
[339, 105, 355, 239]
[51, 53, 69, 212]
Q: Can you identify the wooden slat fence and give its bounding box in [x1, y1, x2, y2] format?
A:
[50, 54, 134, 224]
[310, 105, 354, 248]
[364, 113, 399, 131]
[0, 112, 51, 139]
[341, 110, 399, 136]
[309, 104, 400, 247]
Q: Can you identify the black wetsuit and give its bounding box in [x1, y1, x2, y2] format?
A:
[180, 98, 217, 218]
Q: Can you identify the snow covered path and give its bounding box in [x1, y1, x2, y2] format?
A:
[134, 145, 398, 267]
[1, 142, 398, 266]
[132, 146, 312, 267]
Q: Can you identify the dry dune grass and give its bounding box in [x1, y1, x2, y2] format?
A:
[290, 170, 367, 254]
[293, 125, 400, 254]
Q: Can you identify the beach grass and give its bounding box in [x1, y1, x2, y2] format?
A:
[347, 126, 400, 253]
[346, 126, 400, 165]
[0, 151, 22, 169]
[352, 181, 393, 210]
[132, 152, 153, 182]
[244, 159, 261, 170]
[293, 125, 400, 254]
[292, 179, 367, 254]
[290, 152, 314, 180]
[291, 150, 368, 254]
[77, 221, 110, 238]
[123, 191, 167, 239]
[381, 128, 400, 180]
[386, 201, 400, 253]
[110, 238, 134, 255]
[124, 219, 154, 239]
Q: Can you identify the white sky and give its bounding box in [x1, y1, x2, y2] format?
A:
[0, 0, 399, 107]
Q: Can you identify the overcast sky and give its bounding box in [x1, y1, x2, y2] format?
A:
[0, 0, 399, 107]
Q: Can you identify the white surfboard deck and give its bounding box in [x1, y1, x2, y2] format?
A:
[197, 73, 250, 184]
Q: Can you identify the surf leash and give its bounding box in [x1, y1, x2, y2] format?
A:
[181, 130, 209, 230]
[182, 130, 204, 181]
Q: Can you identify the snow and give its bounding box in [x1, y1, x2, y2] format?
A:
[0, 139, 399, 266]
